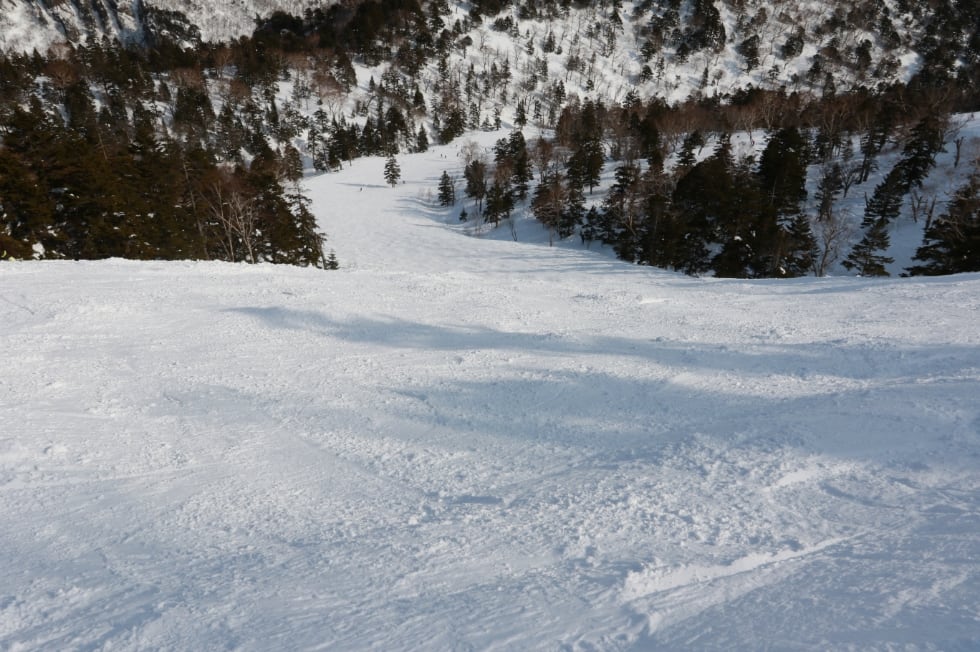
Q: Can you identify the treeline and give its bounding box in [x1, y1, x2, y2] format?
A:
[447, 88, 978, 277]
[0, 38, 325, 265]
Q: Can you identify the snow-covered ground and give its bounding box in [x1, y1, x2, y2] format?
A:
[2, 141, 979, 650]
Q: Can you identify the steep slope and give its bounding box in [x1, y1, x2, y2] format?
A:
[2, 138, 979, 650]
[0, 0, 324, 51]
[4, 0, 976, 104]
[146, 0, 328, 42]
[0, 0, 145, 53]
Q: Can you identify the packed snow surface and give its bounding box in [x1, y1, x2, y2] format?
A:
[2, 142, 980, 650]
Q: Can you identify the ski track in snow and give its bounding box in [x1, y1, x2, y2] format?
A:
[2, 140, 980, 650]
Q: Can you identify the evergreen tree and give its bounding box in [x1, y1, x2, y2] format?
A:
[843, 218, 894, 276]
[601, 163, 642, 260]
[757, 127, 813, 276]
[415, 126, 429, 153]
[815, 163, 844, 222]
[858, 100, 895, 182]
[560, 182, 586, 239]
[758, 127, 808, 217]
[894, 114, 946, 191]
[515, 100, 527, 127]
[669, 143, 728, 275]
[711, 162, 771, 279]
[484, 180, 513, 225]
[864, 171, 905, 225]
[844, 143, 906, 277]
[384, 155, 401, 187]
[637, 176, 685, 270]
[262, 187, 326, 267]
[530, 172, 561, 234]
[216, 103, 246, 162]
[737, 34, 761, 71]
[361, 118, 381, 156]
[781, 214, 819, 277]
[507, 130, 533, 199]
[172, 83, 215, 141]
[438, 106, 466, 144]
[530, 171, 574, 238]
[567, 140, 603, 194]
[281, 144, 304, 182]
[908, 170, 980, 275]
[309, 124, 329, 171]
[676, 130, 704, 168]
[464, 159, 488, 214]
[437, 170, 456, 206]
[567, 100, 605, 193]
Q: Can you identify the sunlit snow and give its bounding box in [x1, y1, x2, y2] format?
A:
[1, 139, 979, 650]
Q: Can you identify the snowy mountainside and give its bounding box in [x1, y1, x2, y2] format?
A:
[3, 0, 976, 104]
[430, 0, 941, 106]
[0, 0, 328, 52]
[0, 0, 145, 53]
[2, 135, 979, 650]
[145, 0, 329, 43]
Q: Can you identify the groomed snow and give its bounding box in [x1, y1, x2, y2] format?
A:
[2, 140, 979, 650]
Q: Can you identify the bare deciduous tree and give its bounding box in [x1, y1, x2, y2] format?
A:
[460, 140, 482, 167]
[203, 179, 259, 264]
[812, 207, 855, 277]
[910, 189, 938, 229]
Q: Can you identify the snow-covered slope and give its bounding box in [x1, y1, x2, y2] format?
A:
[146, 0, 327, 43]
[3, 0, 967, 105]
[0, 0, 144, 53]
[0, 0, 325, 52]
[2, 138, 979, 650]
